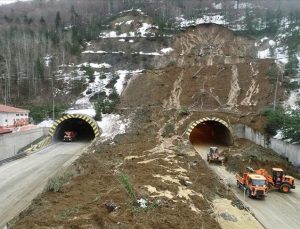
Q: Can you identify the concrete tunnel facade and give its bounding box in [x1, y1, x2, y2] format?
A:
[48, 114, 100, 142]
[186, 117, 233, 146]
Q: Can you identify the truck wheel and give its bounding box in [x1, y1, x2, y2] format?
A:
[280, 184, 291, 193]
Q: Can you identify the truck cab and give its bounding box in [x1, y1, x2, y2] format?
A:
[236, 173, 267, 198]
[63, 131, 77, 142]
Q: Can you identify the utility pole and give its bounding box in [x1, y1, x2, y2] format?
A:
[52, 76, 55, 121]
[273, 72, 280, 111]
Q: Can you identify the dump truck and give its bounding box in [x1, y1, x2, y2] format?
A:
[236, 171, 267, 198]
[63, 131, 77, 142]
[253, 167, 295, 193]
[207, 147, 225, 164]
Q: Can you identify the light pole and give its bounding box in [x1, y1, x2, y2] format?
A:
[51, 76, 55, 121]
[273, 72, 279, 111]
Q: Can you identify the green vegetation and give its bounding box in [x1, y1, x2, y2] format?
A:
[26, 103, 68, 123]
[94, 87, 120, 118]
[45, 172, 72, 192]
[264, 107, 285, 136]
[120, 174, 137, 206]
[81, 65, 95, 82]
[178, 106, 190, 116]
[162, 123, 175, 138]
[57, 206, 79, 220]
[264, 104, 300, 143]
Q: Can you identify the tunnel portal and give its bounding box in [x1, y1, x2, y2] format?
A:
[187, 117, 233, 146]
[48, 114, 100, 142]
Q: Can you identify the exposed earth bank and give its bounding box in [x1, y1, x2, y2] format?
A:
[10, 24, 298, 228]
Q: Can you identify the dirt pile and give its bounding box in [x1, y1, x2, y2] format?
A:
[12, 108, 243, 228]
[223, 139, 300, 178]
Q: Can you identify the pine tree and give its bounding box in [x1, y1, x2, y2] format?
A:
[55, 11, 61, 29]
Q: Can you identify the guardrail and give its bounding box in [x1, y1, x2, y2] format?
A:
[0, 152, 27, 166]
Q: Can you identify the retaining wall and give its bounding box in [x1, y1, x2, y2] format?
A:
[233, 124, 300, 167]
[0, 127, 49, 161]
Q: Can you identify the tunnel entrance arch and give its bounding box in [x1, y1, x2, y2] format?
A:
[186, 117, 233, 146]
[49, 114, 100, 142]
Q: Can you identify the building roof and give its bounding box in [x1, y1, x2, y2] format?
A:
[0, 104, 29, 113]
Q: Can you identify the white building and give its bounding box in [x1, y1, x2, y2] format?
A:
[0, 104, 29, 128]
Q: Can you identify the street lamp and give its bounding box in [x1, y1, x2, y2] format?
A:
[51, 76, 55, 121]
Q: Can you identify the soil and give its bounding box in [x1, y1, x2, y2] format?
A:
[9, 23, 296, 229]
[222, 138, 300, 179]
[12, 108, 239, 229]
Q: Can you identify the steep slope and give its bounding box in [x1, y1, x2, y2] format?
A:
[10, 24, 281, 229]
[122, 24, 283, 114]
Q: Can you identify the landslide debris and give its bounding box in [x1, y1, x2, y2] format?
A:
[223, 138, 300, 179]
[11, 23, 287, 229]
[12, 108, 237, 228]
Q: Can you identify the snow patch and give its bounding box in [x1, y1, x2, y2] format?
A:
[161, 47, 174, 54]
[126, 20, 134, 25]
[77, 62, 112, 69]
[234, 2, 253, 9]
[115, 70, 144, 95]
[257, 49, 270, 59]
[66, 97, 96, 117]
[0, 0, 32, 6]
[97, 114, 130, 139]
[44, 55, 52, 67]
[175, 15, 227, 28]
[37, 120, 54, 128]
[284, 90, 300, 110]
[212, 2, 222, 10]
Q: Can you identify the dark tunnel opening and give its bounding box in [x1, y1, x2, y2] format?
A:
[54, 118, 95, 142]
[189, 121, 233, 146]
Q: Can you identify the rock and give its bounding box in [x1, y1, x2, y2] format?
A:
[179, 178, 193, 186]
[104, 200, 120, 213]
[220, 212, 238, 222]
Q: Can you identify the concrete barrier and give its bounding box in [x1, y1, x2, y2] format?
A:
[233, 124, 300, 167]
[0, 127, 49, 161]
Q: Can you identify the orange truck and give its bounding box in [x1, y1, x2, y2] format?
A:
[63, 131, 77, 142]
[236, 172, 268, 198]
[253, 167, 295, 193]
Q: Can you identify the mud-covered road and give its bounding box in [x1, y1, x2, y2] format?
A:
[0, 142, 87, 227]
[194, 144, 300, 229]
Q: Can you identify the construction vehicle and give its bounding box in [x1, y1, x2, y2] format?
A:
[236, 170, 267, 199]
[252, 167, 295, 193]
[207, 147, 225, 164]
[63, 131, 77, 142]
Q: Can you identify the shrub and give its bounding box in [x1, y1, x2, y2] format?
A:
[120, 174, 137, 205]
[264, 107, 285, 136]
[162, 123, 175, 138]
[45, 172, 72, 192]
[178, 106, 189, 116]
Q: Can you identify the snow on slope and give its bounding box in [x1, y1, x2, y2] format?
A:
[37, 119, 54, 127]
[175, 15, 228, 28]
[0, 0, 32, 6]
[97, 114, 130, 140]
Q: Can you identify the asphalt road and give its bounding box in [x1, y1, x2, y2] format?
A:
[0, 142, 87, 228]
[194, 144, 300, 229]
